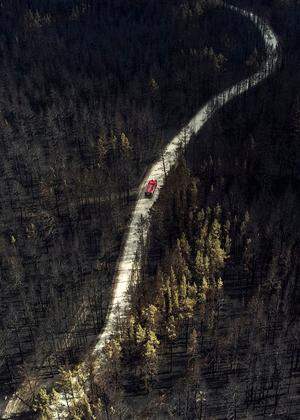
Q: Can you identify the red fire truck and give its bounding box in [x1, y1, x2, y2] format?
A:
[145, 179, 157, 197]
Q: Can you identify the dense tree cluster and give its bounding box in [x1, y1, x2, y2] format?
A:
[37, 148, 299, 417]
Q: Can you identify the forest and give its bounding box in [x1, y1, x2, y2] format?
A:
[0, 0, 299, 419]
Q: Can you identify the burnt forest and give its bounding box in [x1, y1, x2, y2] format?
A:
[0, 0, 299, 419]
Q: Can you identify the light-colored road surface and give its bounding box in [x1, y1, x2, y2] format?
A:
[92, 4, 279, 353]
[2, 3, 279, 418]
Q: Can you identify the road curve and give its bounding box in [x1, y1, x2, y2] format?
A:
[3, 3, 279, 418]
[92, 4, 279, 353]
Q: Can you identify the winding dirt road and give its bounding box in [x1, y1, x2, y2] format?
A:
[92, 4, 279, 353]
[3, 3, 279, 418]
